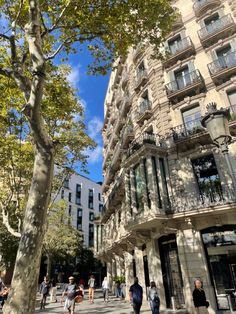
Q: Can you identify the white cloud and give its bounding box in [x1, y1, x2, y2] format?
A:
[87, 116, 103, 139]
[67, 65, 80, 86]
[87, 145, 103, 164]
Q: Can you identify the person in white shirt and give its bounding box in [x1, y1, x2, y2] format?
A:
[102, 277, 109, 303]
[88, 275, 96, 304]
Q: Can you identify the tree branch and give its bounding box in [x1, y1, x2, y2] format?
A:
[0, 197, 21, 238]
[41, 0, 72, 37]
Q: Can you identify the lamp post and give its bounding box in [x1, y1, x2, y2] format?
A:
[201, 102, 236, 192]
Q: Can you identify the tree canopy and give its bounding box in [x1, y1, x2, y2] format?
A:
[0, 1, 175, 313]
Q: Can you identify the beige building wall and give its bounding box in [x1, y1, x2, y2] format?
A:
[95, 0, 236, 313]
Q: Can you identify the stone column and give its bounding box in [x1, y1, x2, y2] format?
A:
[124, 171, 132, 221]
[124, 252, 133, 301]
[139, 158, 149, 210]
[177, 229, 217, 314]
[134, 248, 147, 300]
[130, 169, 138, 215]
[146, 155, 161, 213]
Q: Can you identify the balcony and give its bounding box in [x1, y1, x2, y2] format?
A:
[165, 70, 205, 103]
[172, 14, 184, 30]
[136, 100, 152, 126]
[133, 44, 144, 63]
[120, 95, 131, 118]
[134, 69, 148, 92]
[193, 0, 221, 18]
[172, 117, 205, 142]
[208, 51, 236, 85]
[111, 142, 122, 171]
[102, 166, 116, 192]
[121, 124, 134, 149]
[163, 37, 195, 68]
[116, 91, 124, 109]
[171, 185, 236, 214]
[228, 104, 236, 136]
[198, 14, 236, 48]
[121, 70, 129, 89]
[126, 133, 166, 159]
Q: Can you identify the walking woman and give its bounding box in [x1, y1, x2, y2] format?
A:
[102, 277, 109, 303]
[192, 279, 209, 314]
[148, 281, 160, 314]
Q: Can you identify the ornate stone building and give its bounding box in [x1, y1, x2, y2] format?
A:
[95, 0, 236, 313]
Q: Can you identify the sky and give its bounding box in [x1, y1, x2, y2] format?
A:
[67, 50, 110, 183]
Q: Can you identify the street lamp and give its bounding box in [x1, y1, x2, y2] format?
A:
[201, 102, 236, 192]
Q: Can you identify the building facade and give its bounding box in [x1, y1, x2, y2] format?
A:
[95, 0, 236, 313]
[57, 172, 103, 247]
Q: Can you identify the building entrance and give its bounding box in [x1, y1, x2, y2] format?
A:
[158, 234, 185, 309]
[202, 225, 236, 311]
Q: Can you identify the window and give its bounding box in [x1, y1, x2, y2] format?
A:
[68, 205, 72, 216]
[152, 156, 162, 208]
[89, 212, 94, 221]
[137, 61, 146, 79]
[99, 204, 103, 213]
[182, 105, 201, 131]
[89, 223, 94, 246]
[140, 91, 150, 113]
[168, 34, 182, 54]
[63, 179, 69, 189]
[88, 189, 94, 209]
[227, 90, 236, 106]
[61, 189, 64, 199]
[204, 13, 219, 31]
[68, 192, 72, 202]
[77, 208, 83, 229]
[98, 193, 101, 201]
[134, 163, 144, 211]
[75, 184, 81, 205]
[159, 158, 170, 206]
[191, 154, 222, 203]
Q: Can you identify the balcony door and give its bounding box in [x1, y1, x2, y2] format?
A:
[216, 45, 235, 69]
[182, 105, 201, 133]
[174, 66, 190, 89]
[204, 13, 220, 34]
[168, 35, 182, 54]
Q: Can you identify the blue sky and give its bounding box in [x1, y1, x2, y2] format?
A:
[67, 50, 110, 183]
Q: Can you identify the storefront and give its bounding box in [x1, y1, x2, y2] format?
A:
[202, 225, 236, 311]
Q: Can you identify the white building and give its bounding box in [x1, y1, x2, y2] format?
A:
[56, 171, 103, 247]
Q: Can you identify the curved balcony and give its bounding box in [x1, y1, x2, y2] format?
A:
[134, 69, 148, 92]
[193, 0, 221, 17]
[165, 70, 205, 104]
[136, 100, 152, 126]
[172, 14, 184, 30]
[121, 70, 129, 89]
[133, 44, 144, 63]
[198, 14, 236, 48]
[121, 124, 134, 149]
[208, 51, 236, 85]
[120, 95, 131, 118]
[163, 37, 195, 68]
[172, 117, 205, 142]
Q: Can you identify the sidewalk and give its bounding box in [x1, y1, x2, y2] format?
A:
[35, 289, 151, 313]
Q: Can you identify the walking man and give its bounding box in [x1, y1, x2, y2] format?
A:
[39, 276, 50, 310]
[88, 275, 96, 304]
[129, 277, 143, 314]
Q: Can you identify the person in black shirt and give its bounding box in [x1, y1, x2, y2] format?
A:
[129, 277, 143, 314]
[192, 279, 209, 314]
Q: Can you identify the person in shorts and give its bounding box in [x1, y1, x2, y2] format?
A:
[61, 276, 78, 314]
[88, 275, 96, 304]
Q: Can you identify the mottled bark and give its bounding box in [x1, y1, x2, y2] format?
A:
[3, 1, 55, 313]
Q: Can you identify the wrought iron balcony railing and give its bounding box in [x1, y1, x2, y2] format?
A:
[172, 184, 236, 214]
[198, 14, 234, 41]
[193, 0, 221, 17]
[208, 51, 236, 76]
[166, 37, 194, 57]
[172, 117, 205, 141]
[166, 70, 203, 95]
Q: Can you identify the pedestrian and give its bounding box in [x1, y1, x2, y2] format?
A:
[88, 275, 96, 304]
[192, 279, 209, 314]
[148, 281, 160, 314]
[61, 276, 78, 314]
[0, 277, 10, 309]
[121, 280, 126, 299]
[129, 277, 143, 314]
[102, 277, 109, 303]
[79, 278, 85, 289]
[50, 277, 57, 303]
[39, 276, 50, 310]
[115, 280, 121, 298]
